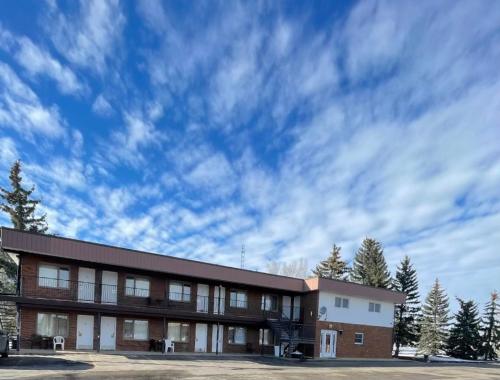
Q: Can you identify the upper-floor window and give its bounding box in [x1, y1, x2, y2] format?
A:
[37, 312, 68, 337]
[354, 332, 364, 345]
[335, 297, 349, 308]
[368, 302, 381, 313]
[167, 322, 190, 342]
[123, 319, 149, 340]
[261, 294, 278, 311]
[125, 276, 150, 297]
[38, 264, 69, 289]
[169, 281, 191, 302]
[228, 326, 246, 344]
[230, 290, 247, 308]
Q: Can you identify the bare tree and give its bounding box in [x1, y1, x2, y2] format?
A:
[266, 258, 308, 279]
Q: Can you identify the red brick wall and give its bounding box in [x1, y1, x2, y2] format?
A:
[315, 321, 393, 358]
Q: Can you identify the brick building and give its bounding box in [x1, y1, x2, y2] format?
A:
[0, 227, 405, 358]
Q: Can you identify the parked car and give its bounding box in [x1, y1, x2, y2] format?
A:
[0, 330, 8, 358]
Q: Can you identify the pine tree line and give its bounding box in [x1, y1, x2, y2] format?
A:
[313, 238, 499, 360]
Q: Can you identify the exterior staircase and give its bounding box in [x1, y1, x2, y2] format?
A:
[266, 313, 315, 357]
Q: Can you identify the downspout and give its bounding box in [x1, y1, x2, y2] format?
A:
[216, 284, 222, 355]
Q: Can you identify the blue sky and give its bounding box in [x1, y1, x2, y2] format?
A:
[0, 0, 499, 306]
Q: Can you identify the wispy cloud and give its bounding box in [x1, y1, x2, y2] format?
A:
[44, 0, 125, 74]
[0, 62, 66, 139]
[0, 24, 86, 96]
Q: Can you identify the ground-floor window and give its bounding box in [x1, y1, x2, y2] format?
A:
[354, 332, 364, 345]
[259, 328, 273, 345]
[37, 313, 68, 337]
[123, 319, 149, 340]
[228, 326, 246, 344]
[168, 322, 190, 342]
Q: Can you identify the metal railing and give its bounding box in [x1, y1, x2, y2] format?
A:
[18, 276, 302, 321]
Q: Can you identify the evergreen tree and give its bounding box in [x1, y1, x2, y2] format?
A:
[350, 237, 391, 288]
[480, 291, 500, 360]
[0, 160, 47, 290]
[418, 278, 450, 355]
[392, 256, 420, 357]
[313, 244, 348, 279]
[0, 160, 48, 233]
[446, 298, 482, 359]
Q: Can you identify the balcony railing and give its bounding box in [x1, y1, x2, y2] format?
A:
[19, 276, 302, 321]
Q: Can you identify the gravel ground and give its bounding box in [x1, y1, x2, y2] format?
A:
[0, 353, 498, 380]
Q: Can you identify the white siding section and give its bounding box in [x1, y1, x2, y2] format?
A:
[318, 291, 395, 328]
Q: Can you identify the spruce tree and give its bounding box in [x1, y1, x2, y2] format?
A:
[446, 298, 482, 360]
[0, 160, 48, 233]
[480, 291, 500, 360]
[313, 244, 348, 279]
[0, 160, 48, 290]
[350, 237, 391, 288]
[418, 278, 450, 355]
[392, 256, 420, 357]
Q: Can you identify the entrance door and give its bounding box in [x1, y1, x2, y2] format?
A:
[76, 315, 94, 349]
[213, 286, 225, 315]
[78, 267, 95, 302]
[101, 271, 118, 304]
[211, 324, 223, 353]
[100, 316, 116, 350]
[283, 296, 291, 319]
[195, 323, 208, 352]
[320, 330, 337, 358]
[197, 284, 209, 313]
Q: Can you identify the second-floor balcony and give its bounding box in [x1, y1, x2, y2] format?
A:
[16, 276, 303, 322]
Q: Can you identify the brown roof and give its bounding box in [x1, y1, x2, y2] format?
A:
[0, 227, 305, 292]
[305, 277, 406, 303]
[0, 227, 406, 303]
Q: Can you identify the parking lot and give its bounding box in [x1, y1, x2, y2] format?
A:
[0, 353, 499, 380]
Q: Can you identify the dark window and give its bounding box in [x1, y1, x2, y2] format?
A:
[230, 290, 247, 308]
[228, 326, 246, 344]
[125, 277, 150, 297]
[261, 294, 278, 311]
[169, 282, 191, 302]
[354, 332, 364, 345]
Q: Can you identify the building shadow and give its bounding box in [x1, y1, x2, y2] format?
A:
[0, 355, 94, 371]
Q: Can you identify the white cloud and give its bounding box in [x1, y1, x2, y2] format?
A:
[0, 24, 86, 96]
[0, 137, 18, 166]
[0, 62, 66, 139]
[45, 0, 125, 73]
[92, 94, 113, 116]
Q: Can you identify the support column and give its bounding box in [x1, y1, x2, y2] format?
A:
[96, 312, 101, 353]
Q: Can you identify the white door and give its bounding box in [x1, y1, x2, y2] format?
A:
[320, 330, 337, 358]
[78, 267, 95, 302]
[211, 324, 223, 353]
[283, 296, 291, 319]
[100, 316, 116, 350]
[101, 271, 118, 304]
[213, 286, 225, 315]
[293, 295, 301, 321]
[197, 284, 209, 313]
[195, 323, 208, 352]
[76, 315, 94, 349]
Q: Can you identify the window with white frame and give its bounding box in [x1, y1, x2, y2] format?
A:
[354, 332, 364, 345]
[334, 297, 349, 308]
[167, 322, 190, 342]
[38, 265, 69, 288]
[125, 276, 150, 297]
[169, 282, 191, 302]
[123, 320, 149, 340]
[261, 294, 278, 311]
[259, 328, 273, 345]
[368, 302, 381, 313]
[230, 290, 247, 308]
[228, 326, 246, 344]
[37, 313, 68, 337]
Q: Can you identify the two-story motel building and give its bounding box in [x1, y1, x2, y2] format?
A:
[0, 227, 405, 358]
